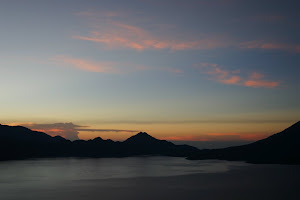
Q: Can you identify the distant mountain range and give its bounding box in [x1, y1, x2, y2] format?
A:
[0, 124, 198, 161]
[1, 122, 299, 164]
[188, 121, 300, 164]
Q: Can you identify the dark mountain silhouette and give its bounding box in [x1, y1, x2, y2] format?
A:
[124, 132, 159, 144]
[188, 121, 300, 164]
[122, 132, 198, 156]
[2, 122, 299, 164]
[0, 124, 199, 161]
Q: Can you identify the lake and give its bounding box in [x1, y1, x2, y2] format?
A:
[0, 157, 299, 200]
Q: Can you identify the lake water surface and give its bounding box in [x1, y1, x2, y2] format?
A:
[2, 157, 298, 200]
[0, 157, 247, 182]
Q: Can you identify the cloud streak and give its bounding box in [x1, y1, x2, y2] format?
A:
[74, 11, 300, 54]
[244, 72, 279, 88]
[240, 40, 300, 53]
[52, 55, 183, 75]
[73, 31, 225, 51]
[73, 15, 227, 51]
[196, 63, 280, 88]
[52, 55, 120, 73]
[16, 122, 138, 140]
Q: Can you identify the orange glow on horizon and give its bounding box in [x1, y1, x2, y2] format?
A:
[6, 120, 291, 143]
[160, 132, 269, 142]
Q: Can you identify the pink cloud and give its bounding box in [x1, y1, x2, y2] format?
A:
[196, 63, 280, 88]
[52, 55, 182, 75]
[244, 75, 279, 88]
[52, 55, 120, 73]
[73, 21, 227, 51]
[244, 72, 280, 88]
[198, 63, 241, 85]
[244, 80, 279, 88]
[75, 11, 299, 54]
[220, 76, 241, 84]
[240, 40, 300, 53]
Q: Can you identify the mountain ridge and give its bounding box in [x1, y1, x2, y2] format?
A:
[1, 122, 299, 164]
[187, 121, 300, 164]
[0, 124, 199, 161]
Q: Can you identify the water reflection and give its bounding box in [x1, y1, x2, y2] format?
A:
[0, 157, 248, 182]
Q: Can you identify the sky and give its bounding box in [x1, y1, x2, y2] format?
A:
[1, 0, 300, 147]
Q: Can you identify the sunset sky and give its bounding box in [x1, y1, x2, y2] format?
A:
[1, 0, 299, 146]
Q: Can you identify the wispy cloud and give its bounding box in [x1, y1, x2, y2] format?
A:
[240, 40, 300, 53]
[15, 122, 138, 140]
[52, 55, 120, 73]
[244, 72, 279, 88]
[52, 55, 183, 75]
[73, 28, 226, 51]
[196, 63, 280, 88]
[198, 63, 241, 85]
[73, 12, 227, 51]
[74, 10, 300, 54]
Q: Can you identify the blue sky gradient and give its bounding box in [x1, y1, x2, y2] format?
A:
[1, 0, 299, 144]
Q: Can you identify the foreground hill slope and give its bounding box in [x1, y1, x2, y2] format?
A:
[188, 121, 300, 164]
[0, 124, 199, 161]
